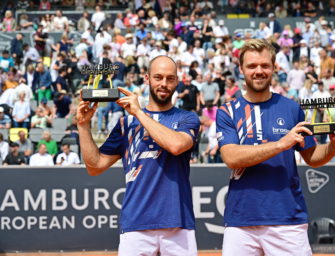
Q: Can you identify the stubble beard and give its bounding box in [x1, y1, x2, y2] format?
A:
[149, 82, 175, 106]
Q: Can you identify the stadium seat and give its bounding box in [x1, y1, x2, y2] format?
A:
[227, 14, 238, 19]
[49, 129, 67, 143]
[9, 128, 28, 142]
[0, 128, 9, 141]
[29, 100, 37, 112]
[52, 118, 68, 131]
[310, 217, 335, 243]
[29, 128, 43, 143]
[61, 137, 77, 145]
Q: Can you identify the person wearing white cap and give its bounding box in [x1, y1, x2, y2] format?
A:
[297, 39, 310, 60]
[267, 12, 282, 35]
[213, 19, 229, 41]
[319, 20, 329, 47]
[121, 34, 136, 59]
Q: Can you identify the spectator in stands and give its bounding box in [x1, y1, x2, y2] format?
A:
[0, 133, 9, 164]
[10, 33, 24, 66]
[14, 78, 33, 102]
[121, 34, 136, 59]
[39, 0, 51, 10]
[201, 115, 221, 163]
[36, 63, 52, 102]
[256, 22, 271, 40]
[213, 19, 229, 43]
[37, 130, 58, 157]
[158, 11, 172, 30]
[34, 25, 48, 58]
[29, 143, 54, 166]
[0, 106, 11, 129]
[135, 23, 148, 42]
[53, 90, 72, 118]
[319, 49, 334, 79]
[287, 61, 306, 94]
[202, 17, 214, 51]
[31, 107, 51, 129]
[91, 5, 106, 32]
[12, 92, 30, 128]
[277, 31, 293, 48]
[149, 41, 167, 60]
[270, 76, 286, 96]
[3, 142, 26, 165]
[0, 50, 14, 72]
[15, 129, 33, 160]
[77, 11, 90, 32]
[17, 0, 30, 10]
[19, 13, 34, 31]
[40, 14, 53, 33]
[304, 1, 317, 17]
[275, 4, 287, 18]
[55, 68, 69, 93]
[268, 13, 282, 35]
[322, 70, 335, 90]
[114, 12, 126, 30]
[178, 75, 200, 112]
[224, 76, 241, 103]
[23, 44, 40, 67]
[3, 71, 18, 91]
[56, 144, 80, 166]
[23, 64, 38, 95]
[52, 10, 69, 32]
[2, 10, 16, 32]
[276, 46, 291, 83]
[52, 34, 72, 55]
[200, 73, 220, 107]
[39, 97, 53, 119]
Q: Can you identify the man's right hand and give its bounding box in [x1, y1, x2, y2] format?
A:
[277, 121, 313, 151]
[77, 90, 98, 126]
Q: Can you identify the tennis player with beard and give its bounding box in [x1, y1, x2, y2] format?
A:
[216, 39, 335, 256]
[77, 55, 199, 255]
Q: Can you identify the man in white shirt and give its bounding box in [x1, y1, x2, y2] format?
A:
[193, 39, 205, 68]
[136, 38, 151, 68]
[53, 10, 69, 32]
[14, 79, 33, 102]
[149, 41, 167, 60]
[29, 143, 54, 166]
[23, 44, 40, 66]
[56, 144, 80, 166]
[181, 45, 196, 73]
[275, 46, 291, 83]
[322, 70, 335, 90]
[91, 5, 106, 31]
[121, 34, 137, 59]
[213, 19, 229, 43]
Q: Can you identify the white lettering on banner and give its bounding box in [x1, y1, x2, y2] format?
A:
[94, 189, 110, 210]
[71, 188, 89, 210]
[112, 188, 125, 210]
[24, 189, 46, 211]
[0, 216, 75, 230]
[52, 189, 68, 211]
[0, 188, 124, 211]
[192, 186, 215, 218]
[0, 190, 19, 211]
[216, 186, 229, 216]
[82, 215, 118, 229]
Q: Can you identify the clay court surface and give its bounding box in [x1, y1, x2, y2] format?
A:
[0, 252, 333, 256]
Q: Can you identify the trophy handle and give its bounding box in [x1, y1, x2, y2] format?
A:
[87, 74, 93, 89]
[311, 108, 317, 124]
[93, 74, 102, 89]
[326, 108, 332, 123]
[108, 74, 113, 89]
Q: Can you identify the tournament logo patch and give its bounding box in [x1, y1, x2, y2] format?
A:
[306, 169, 329, 193]
[172, 122, 178, 129]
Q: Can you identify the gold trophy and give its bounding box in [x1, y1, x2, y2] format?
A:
[300, 97, 335, 135]
[81, 64, 120, 102]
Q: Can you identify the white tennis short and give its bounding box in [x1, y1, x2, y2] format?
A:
[222, 224, 312, 256]
[118, 228, 197, 256]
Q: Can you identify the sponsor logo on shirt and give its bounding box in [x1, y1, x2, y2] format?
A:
[277, 117, 285, 126]
[272, 127, 289, 135]
[216, 132, 224, 141]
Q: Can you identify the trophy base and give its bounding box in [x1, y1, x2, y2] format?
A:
[304, 123, 335, 135]
[82, 88, 120, 102]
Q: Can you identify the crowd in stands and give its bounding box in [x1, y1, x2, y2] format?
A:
[0, 0, 335, 165]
